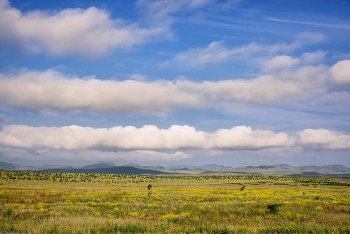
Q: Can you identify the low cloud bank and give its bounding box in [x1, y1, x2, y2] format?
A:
[1, 124, 349, 152]
[0, 125, 291, 151]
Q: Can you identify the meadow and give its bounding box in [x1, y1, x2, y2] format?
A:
[0, 170, 349, 233]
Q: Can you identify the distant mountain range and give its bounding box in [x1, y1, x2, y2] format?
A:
[1, 161, 350, 176]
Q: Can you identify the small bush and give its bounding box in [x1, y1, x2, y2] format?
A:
[147, 184, 152, 196]
[266, 203, 282, 214]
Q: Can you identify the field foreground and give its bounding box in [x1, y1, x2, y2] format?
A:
[0, 170, 350, 233]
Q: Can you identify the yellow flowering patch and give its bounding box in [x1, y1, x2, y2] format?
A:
[0, 170, 349, 233]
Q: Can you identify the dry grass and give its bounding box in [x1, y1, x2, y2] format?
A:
[1, 170, 349, 233]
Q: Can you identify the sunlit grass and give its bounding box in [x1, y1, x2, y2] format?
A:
[1, 170, 349, 233]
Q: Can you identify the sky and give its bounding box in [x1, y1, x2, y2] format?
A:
[0, 0, 350, 167]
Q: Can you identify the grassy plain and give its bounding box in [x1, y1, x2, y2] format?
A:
[0, 170, 349, 233]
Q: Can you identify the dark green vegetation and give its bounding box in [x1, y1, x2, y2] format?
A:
[2, 161, 350, 175]
[42, 166, 171, 175]
[1, 170, 350, 233]
[266, 203, 283, 214]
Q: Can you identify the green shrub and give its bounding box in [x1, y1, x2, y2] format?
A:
[266, 203, 282, 214]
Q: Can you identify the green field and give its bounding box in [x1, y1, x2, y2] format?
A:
[1, 170, 349, 233]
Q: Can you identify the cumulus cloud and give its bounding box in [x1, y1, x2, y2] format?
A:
[178, 64, 328, 103]
[0, 69, 200, 113]
[1, 124, 349, 157]
[0, 0, 169, 56]
[300, 50, 327, 64]
[329, 60, 350, 87]
[0, 124, 291, 151]
[207, 126, 292, 150]
[172, 41, 301, 65]
[261, 55, 300, 72]
[0, 64, 331, 113]
[297, 129, 350, 150]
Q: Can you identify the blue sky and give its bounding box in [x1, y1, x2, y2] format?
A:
[0, 0, 350, 167]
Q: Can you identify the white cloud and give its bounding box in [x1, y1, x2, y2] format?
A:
[135, 150, 191, 161]
[0, 64, 331, 113]
[329, 60, 350, 87]
[297, 129, 350, 150]
[1, 124, 349, 156]
[174, 41, 234, 65]
[208, 126, 292, 150]
[0, 69, 200, 113]
[300, 50, 327, 64]
[297, 32, 326, 44]
[0, 0, 169, 56]
[261, 55, 300, 72]
[172, 41, 301, 65]
[130, 73, 147, 81]
[178, 64, 328, 103]
[169, 34, 325, 67]
[137, 0, 213, 26]
[0, 124, 291, 151]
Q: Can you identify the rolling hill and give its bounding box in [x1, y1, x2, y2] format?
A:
[1, 161, 349, 175]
